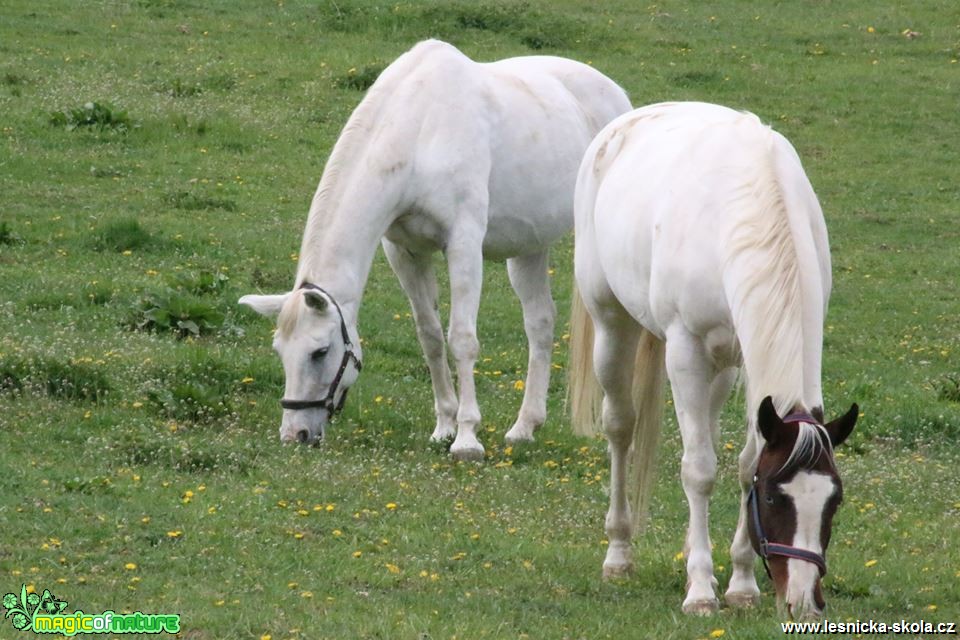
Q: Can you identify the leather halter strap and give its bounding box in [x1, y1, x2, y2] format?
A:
[279, 283, 362, 415]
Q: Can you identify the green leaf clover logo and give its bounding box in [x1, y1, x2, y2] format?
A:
[3, 585, 69, 632]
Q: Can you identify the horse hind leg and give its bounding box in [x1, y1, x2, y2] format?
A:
[591, 311, 642, 578]
[665, 328, 722, 615]
[382, 239, 458, 442]
[504, 251, 556, 444]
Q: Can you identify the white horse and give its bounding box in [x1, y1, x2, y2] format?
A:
[568, 102, 858, 619]
[239, 39, 630, 460]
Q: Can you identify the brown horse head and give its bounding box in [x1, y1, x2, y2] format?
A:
[750, 396, 858, 620]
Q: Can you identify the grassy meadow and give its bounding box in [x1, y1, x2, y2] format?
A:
[2, 1, 959, 638]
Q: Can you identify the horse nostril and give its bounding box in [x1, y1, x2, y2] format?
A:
[297, 430, 309, 443]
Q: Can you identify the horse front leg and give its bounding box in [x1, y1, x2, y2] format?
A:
[382, 239, 458, 442]
[504, 250, 556, 443]
[444, 228, 486, 461]
[665, 328, 721, 615]
[725, 423, 762, 608]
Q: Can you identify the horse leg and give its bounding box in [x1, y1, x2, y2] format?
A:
[725, 416, 762, 608]
[444, 228, 486, 461]
[665, 329, 720, 615]
[382, 239, 459, 441]
[504, 250, 556, 443]
[592, 311, 641, 577]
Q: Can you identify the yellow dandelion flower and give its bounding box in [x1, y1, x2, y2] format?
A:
[166, 530, 183, 538]
[926, 604, 937, 611]
[710, 630, 725, 638]
[385, 563, 400, 574]
[386, 502, 397, 510]
[513, 380, 525, 391]
[300, 591, 313, 599]
[261, 635, 272, 640]
[352, 550, 362, 558]
[865, 559, 878, 567]
[124, 563, 137, 571]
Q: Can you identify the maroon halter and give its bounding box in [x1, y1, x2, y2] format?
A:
[749, 413, 829, 579]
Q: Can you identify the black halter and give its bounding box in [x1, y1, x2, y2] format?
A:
[279, 283, 362, 415]
[748, 413, 829, 579]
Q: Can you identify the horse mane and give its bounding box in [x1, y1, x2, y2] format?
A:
[779, 421, 835, 475]
[722, 115, 807, 421]
[277, 290, 304, 338]
[294, 40, 451, 285]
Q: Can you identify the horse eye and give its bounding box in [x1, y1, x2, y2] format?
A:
[764, 494, 775, 505]
[311, 347, 329, 361]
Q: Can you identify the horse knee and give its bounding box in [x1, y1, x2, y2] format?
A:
[524, 310, 555, 351]
[448, 328, 479, 361]
[417, 325, 445, 361]
[681, 453, 717, 495]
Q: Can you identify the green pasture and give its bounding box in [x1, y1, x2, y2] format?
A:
[1, 1, 958, 638]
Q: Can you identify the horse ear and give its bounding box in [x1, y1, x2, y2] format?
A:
[824, 403, 858, 447]
[303, 290, 329, 313]
[757, 396, 783, 445]
[238, 293, 289, 318]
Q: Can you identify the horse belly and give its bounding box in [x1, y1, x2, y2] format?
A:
[482, 198, 571, 259]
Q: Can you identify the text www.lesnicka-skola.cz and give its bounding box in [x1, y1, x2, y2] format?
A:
[782, 619, 957, 635]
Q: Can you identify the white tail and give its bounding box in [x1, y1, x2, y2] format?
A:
[567, 284, 667, 532]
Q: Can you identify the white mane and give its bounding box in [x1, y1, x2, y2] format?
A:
[722, 117, 807, 420]
[780, 421, 835, 474]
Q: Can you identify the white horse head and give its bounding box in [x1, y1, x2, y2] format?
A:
[239, 285, 362, 444]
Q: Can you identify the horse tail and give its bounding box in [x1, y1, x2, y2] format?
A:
[568, 285, 666, 532]
[625, 329, 666, 532]
[567, 282, 601, 437]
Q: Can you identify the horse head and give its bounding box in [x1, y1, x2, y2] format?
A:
[751, 396, 858, 620]
[239, 284, 362, 445]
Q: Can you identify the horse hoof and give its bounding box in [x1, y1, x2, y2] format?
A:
[602, 563, 634, 580]
[430, 426, 456, 442]
[504, 426, 535, 444]
[450, 443, 485, 462]
[725, 591, 760, 609]
[682, 599, 719, 616]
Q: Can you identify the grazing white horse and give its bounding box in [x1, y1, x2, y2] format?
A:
[568, 102, 858, 619]
[239, 39, 630, 460]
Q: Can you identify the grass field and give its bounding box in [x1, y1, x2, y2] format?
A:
[2, 1, 959, 638]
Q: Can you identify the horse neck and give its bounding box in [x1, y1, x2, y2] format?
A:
[293, 148, 404, 327]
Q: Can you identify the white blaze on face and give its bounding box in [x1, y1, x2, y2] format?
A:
[780, 471, 836, 618]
